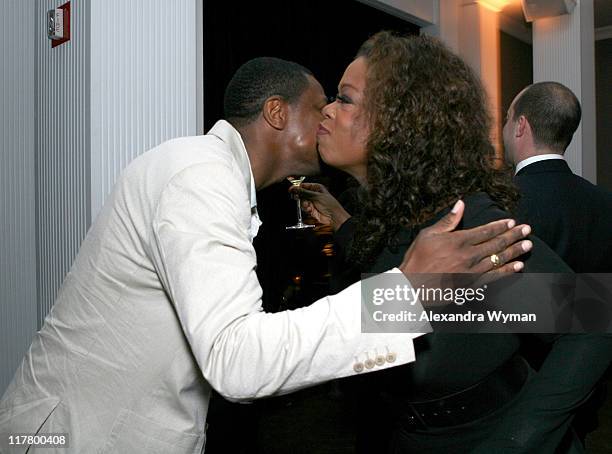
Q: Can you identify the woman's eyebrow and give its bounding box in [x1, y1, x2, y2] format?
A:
[338, 82, 359, 91]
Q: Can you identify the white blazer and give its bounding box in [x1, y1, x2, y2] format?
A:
[0, 120, 421, 453]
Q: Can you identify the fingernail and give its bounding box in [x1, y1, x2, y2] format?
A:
[514, 262, 524, 271]
[521, 240, 532, 252]
[451, 200, 461, 214]
[507, 219, 516, 229]
[521, 226, 531, 236]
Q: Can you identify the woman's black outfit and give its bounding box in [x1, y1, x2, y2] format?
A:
[332, 192, 612, 453]
[249, 192, 612, 454]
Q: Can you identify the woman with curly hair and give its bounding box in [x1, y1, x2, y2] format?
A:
[301, 31, 611, 453]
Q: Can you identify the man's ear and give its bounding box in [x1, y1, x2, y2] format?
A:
[262, 96, 287, 131]
[515, 115, 528, 138]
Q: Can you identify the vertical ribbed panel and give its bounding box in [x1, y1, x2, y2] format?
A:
[533, 0, 596, 181]
[36, 0, 90, 325]
[90, 0, 198, 219]
[0, 0, 37, 394]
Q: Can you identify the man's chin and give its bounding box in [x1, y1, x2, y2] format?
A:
[295, 162, 322, 178]
[304, 165, 322, 177]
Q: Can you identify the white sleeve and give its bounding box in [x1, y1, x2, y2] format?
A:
[151, 162, 423, 402]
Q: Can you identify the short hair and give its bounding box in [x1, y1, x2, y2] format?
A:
[223, 57, 313, 126]
[512, 82, 581, 152]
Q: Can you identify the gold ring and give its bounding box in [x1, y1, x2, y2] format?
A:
[490, 254, 501, 268]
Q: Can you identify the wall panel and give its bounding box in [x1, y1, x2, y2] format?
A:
[90, 0, 198, 219]
[35, 0, 90, 325]
[0, 0, 37, 394]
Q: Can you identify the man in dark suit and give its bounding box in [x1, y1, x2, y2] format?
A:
[503, 81, 612, 446]
[503, 81, 612, 273]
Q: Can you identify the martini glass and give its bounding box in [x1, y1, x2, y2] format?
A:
[286, 176, 315, 230]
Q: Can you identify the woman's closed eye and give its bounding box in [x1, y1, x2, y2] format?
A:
[334, 94, 352, 104]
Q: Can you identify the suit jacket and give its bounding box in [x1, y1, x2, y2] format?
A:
[0, 120, 420, 454]
[515, 159, 612, 272]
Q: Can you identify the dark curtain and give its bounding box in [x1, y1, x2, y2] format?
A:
[203, 0, 418, 310]
[202, 2, 418, 452]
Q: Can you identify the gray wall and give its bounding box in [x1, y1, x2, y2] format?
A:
[36, 0, 91, 327]
[596, 38, 612, 191]
[1, 0, 37, 394]
[35, 0, 199, 328]
[89, 0, 199, 219]
[1, 0, 200, 396]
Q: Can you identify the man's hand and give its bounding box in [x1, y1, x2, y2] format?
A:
[399, 200, 532, 278]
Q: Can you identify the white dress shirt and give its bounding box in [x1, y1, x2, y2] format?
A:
[515, 154, 565, 175]
[0, 120, 423, 453]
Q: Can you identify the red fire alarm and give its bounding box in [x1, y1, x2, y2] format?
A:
[47, 2, 71, 48]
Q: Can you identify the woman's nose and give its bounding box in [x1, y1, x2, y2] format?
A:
[322, 99, 334, 118]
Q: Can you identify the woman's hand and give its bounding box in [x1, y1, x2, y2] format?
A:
[291, 183, 351, 232]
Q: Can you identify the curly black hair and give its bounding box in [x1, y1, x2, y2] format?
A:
[350, 31, 518, 267]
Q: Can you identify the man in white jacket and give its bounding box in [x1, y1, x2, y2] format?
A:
[0, 57, 531, 453]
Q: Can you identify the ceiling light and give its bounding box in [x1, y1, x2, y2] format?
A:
[477, 0, 512, 12]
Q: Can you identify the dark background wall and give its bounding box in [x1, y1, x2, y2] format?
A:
[500, 31, 533, 140]
[202, 3, 417, 452]
[203, 0, 418, 314]
[596, 38, 612, 191]
[203, 0, 419, 132]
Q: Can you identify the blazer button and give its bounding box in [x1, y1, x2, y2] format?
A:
[375, 355, 386, 366]
[353, 362, 365, 373]
[386, 352, 397, 363]
[364, 358, 375, 369]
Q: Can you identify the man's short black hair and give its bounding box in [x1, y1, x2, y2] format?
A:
[223, 57, 313, 126]
[512, 81, 581, 153]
